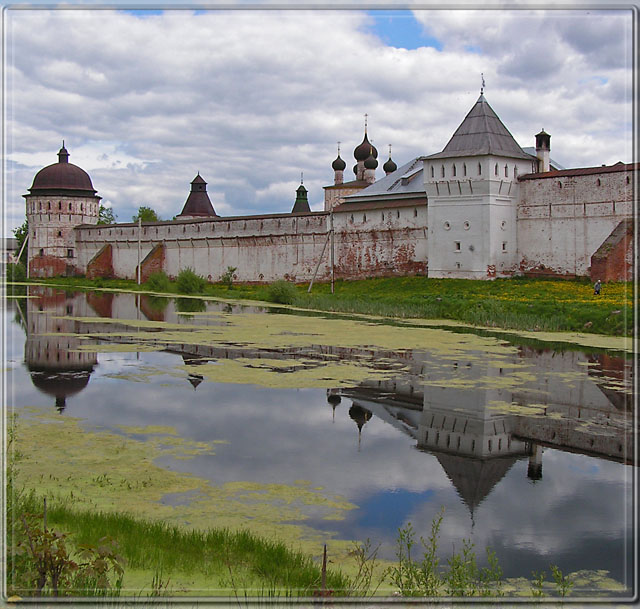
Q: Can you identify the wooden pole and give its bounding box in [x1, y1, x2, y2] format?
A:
[308, 232, 330, 294]
[16, 235, 29, 277]
[137, 217, 141, 285]
[330, 211, 334, 294]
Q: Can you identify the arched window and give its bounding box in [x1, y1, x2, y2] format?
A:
[441, 165, 445, 177]
[558, 182, 563, 189]
[453, 164, 457, 177]
[463, 163, 467, 176]
[430, 166, 434, 178]
[596, 178, 601, 186]
[494, 163, 498, 175]
[514, 165, 518, 177]
[504, 165, 508, 177]
[478, 163, 482, 175]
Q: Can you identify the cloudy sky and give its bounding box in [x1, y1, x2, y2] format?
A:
[3, 5, 634, 235]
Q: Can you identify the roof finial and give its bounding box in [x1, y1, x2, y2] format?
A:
[364, 113, 368, 134]
[337, 141, 341, 156]
[300, 171, 304, 185]
[62, 139, 65, 148]
[388, 144, 392, 158]
[481, 73, 485, 95]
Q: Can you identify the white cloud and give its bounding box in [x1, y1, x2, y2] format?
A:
[3, 7, 633, 235]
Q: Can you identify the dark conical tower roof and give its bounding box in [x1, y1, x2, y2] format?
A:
[292, 181, 310, 213]
[426, 94, 530, 160]
[177, 174, 217, 217]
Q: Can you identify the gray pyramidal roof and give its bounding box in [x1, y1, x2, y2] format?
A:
[425, 94, 531, 161]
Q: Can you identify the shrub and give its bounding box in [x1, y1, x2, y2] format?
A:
[176, 268, 206, 294]
[145, 271, 172, 293]
[220, 266, 237, 289]
[266, 280, 298, 305]
[6, 262, 26, 282]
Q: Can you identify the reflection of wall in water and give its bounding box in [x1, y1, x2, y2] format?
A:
[25, 287, 97, 412]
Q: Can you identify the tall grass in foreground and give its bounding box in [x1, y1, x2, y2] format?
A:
[20, 496, 350, 595]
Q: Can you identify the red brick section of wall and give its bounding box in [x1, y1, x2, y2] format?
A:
[29, 255, 71, 278]
[590, 218, 634, 282]
[86, 244, 114, 279]
[138, 243, 165, 283]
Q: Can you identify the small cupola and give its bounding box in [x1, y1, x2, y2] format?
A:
[383, 144, 397, 175]
[332, 143, 346, 186]
[58, 141, 70, 163]
[291, 175, 311, 213]
[364, 146, 378, 184]
[535, 129, 551, 173]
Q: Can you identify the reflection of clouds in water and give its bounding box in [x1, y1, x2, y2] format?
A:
[12, 293, 633, 587]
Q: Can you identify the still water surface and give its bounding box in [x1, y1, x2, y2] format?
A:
[6, 286, 635, 595]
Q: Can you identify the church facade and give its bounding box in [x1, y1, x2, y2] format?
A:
[24, 94, 636, 283]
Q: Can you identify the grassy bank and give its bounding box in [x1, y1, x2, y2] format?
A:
[9, 493, 352, 598]
[17, 273, 634, 336]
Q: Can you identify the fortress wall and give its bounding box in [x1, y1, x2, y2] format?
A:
[74, 205, 430, 283]
[332, 203, 429, 278]
[516, 171, 634, 276]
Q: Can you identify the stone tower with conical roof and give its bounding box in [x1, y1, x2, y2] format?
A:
[24, 144, 101, 277]
[177, 174, 217, 219]
[423, 93, 538, 279]
[291, 178, 311, 213]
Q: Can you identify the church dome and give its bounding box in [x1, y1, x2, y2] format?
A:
[364, 152, 378, 170]
[29, 145, 97, 196]
[383, 157, 397, 174]
[354, 133, 378, 162]
[332, 154, 346, 171]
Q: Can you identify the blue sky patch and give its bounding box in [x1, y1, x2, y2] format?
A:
[366, 10, 443, 51]
[356, 488, 436, 534]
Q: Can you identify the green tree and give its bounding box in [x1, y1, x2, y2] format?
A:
[13, 220, 28, 265]
[97, 205, 117, 225]
[132, 206, 161, 223]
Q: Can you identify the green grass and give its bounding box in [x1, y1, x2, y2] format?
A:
[10, 493, 351, 597]
[18, 274, 634, 336]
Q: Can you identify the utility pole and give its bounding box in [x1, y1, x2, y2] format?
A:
[137, 217, 141, 285]
[330, 210, 334, 294]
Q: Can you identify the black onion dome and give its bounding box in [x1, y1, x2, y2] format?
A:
[383, 157, 398, 173]
[332, 154, 346, 171]
[29, 146, 97, 196]
[364, 152, 378, 170]
[353, 164, 358, 176]
[354, 133, 378, 162]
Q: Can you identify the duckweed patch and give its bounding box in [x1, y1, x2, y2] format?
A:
[13, 408, 358, 564]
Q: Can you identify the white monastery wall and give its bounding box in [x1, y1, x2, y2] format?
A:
[517, 171, 633, 276]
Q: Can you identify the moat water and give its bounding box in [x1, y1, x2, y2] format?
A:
[5, 285, 635, 596]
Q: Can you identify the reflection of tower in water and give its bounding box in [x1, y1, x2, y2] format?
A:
[326, 389, 341, 422]
[24, 287, 97, 412]
[349, 404, 372, 451]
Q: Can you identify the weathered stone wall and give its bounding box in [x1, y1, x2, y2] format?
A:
[590, 218, 634, 282]
[26, 194, 99, 277]
[517, 170, 634, 277]
[75, 204, 430, 283]
[138, 243, 165, 283]
[86, 244, 114, 279]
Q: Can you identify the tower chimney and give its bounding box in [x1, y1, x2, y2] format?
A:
[535, 129, 551, 173]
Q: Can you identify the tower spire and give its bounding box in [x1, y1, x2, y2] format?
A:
[364, 113, 368, 134]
